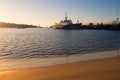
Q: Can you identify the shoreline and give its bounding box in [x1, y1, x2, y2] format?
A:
[0, 50, 120, 72]
[0, 56, 120, 80]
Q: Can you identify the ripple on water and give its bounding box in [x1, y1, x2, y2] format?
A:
[0, 28, 120, 60]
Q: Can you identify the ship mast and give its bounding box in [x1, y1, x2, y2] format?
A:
[65, 12, 68, 21]
[116, 10, 119, 22]
[115, 10, 119, 24]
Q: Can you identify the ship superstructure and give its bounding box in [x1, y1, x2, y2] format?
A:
[51, 13, 81, 29]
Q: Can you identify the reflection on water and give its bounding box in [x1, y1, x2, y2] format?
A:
[0, 28, 120, 60]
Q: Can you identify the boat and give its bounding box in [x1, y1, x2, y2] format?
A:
[51, 13, 82, 29]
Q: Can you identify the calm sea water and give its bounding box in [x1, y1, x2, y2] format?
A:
[0, 28, 120, 60]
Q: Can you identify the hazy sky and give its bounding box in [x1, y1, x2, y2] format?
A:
[0, 0, 120, 27]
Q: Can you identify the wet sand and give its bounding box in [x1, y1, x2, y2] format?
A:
[0, 50, 120, 71]
[0, 56, 120, 80]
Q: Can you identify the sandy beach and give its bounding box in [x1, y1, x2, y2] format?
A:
[0, 56, 120, 80]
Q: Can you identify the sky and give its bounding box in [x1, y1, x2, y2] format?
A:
[0, 0, 120, 27]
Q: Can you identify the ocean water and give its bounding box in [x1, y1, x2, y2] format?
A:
[0, 28, 120, 61]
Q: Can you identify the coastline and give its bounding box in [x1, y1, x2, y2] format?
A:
[0, 56, 120, 80]
[0, 50, 120, 72]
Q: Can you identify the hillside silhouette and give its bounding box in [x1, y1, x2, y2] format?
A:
[0, 22, 39, 28]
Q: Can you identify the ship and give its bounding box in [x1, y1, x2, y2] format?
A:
[51, 13, 82, 29]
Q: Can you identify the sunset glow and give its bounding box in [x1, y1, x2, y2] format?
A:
[0, 0, 120, 27]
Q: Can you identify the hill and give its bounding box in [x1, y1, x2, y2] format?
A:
[0, 22, 39, 28]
